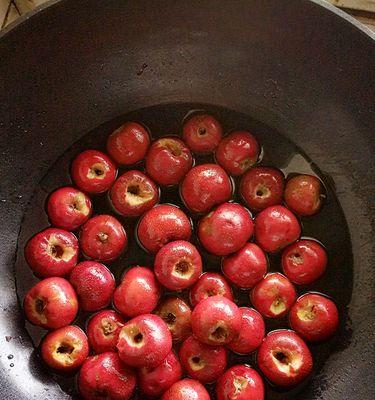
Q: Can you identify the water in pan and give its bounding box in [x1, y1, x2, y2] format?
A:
[15, 103, 353, 399]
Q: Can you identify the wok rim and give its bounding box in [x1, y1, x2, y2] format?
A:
[1, 0, 374, 41]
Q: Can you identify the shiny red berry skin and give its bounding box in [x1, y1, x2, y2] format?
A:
[257, 329, 313, 387]
[191, 295, 241, 346]
[282, 239, 327, 285]
[146, 137, 193, 186]
[222, 242, 267, 289]
[117, 314, 172, 368]
[87, 309, 125, 354]
[24, 277, 78, 330]
[69, 261, 115, 312]
[154, 240, 202, 290]
[71, 150, 117, 194]
[216, 364, 265, 400]
[155, 297, 192, 342]
[109, 170, 159, 217]
[161, 379, 210, 400]
[80, 214, 127, 261]
[78, 352, 136, 400]
[179, 335, 227, 383]
[113, 266, 161, 318]
[47, 186, 92, 231]
[284, 174, 324, 216]
[198, 202, 254, 256]
[240, 167, 284, 211]
[25, 228, 79, 278]
[254, 205, 301, 253]
[138, 351, 182, 398]
[227, 307, 265, 354]
[289, 293, 339, 342]
[189, 272, 233, 307]
[180, 164, 232, 213]
[41, 325, 89, 371]
[107, 122, 150, 166]
[215, 130, 260, 175]
[137, 204, 191, 253]
[183, 114, 222, 154]
[251, 273, 297, 318]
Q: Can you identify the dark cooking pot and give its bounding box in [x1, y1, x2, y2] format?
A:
[0, 0, 374, 399]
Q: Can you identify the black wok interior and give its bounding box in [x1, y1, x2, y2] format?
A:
[0, 1, 374, 399]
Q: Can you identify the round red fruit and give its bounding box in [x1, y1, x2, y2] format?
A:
[191, 295, 241, 346]
[154, 240, 202, 290]
[78, 352, 136, 400]
[161, 379, 210, 400]
[87, 310, 125, 354]
[24, 277, 78, 330]
[240, 167, 284, 211]
[289, 293, 339, 342]
[251, 273, 296, 318]
[107, 122, 150, 166]
[47, 186, 92, 231]
[257, 329, 313, 387]
[25, 228, 79, 278]
[114, 266, 161, 318]
[137, 204, 191, 253]
[179, 335, 227, 383]
[71, 150, 117, 194]
[222, 242, 267, 289]
[254, 205, 301, 253]
[146, 137, 193, 186]
[182, 114, 222, 154]
[181, 164, 232, 213]
[117, 314, 172, 368]
[282, 239, 327, 285]
[227, 307, 265, 354]
[155, 297, 192, 342]
[216, 364, 265, 400]
[69, 261, 115, 312]
[80, 214, 127, 261]
[138, 351, 182, 398]
[198, 202, 253, 256]
[285, 174, 324, 216]
[215, 130, 260, 175]
[41, 325, 89, 371]
[110, 170, 159, 217]
[189, 272, 233, 307]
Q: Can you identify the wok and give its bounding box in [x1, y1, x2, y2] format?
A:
[0, 0, 374, 399]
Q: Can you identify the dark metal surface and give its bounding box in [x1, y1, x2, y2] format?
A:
[0, 0, 374, 399]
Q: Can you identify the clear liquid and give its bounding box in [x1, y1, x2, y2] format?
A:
[15, 103, 353, 399]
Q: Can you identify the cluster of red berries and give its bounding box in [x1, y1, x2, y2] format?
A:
[23, 114, 339, 400]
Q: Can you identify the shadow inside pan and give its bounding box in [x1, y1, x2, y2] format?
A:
[15, 102, 353, 399]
